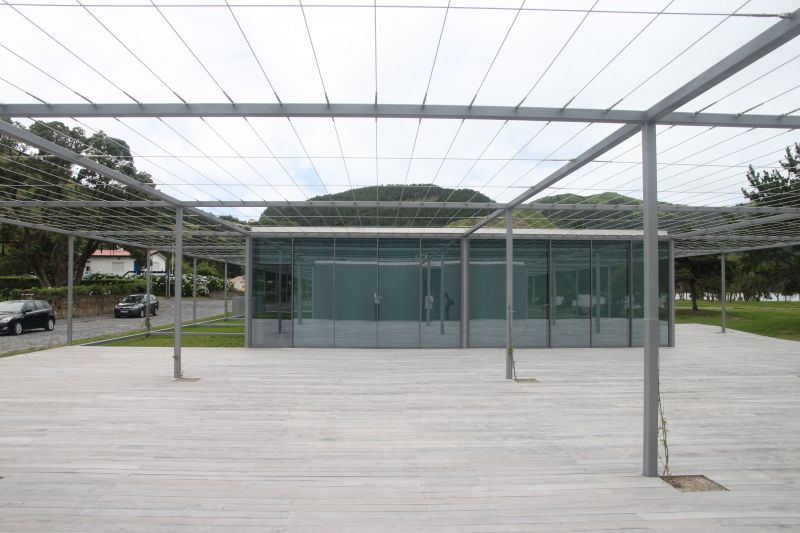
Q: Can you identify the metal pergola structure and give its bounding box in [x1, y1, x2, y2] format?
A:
[2, 2, 800, 477]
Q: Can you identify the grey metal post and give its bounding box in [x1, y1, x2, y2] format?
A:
[66, 235, 74, 346]
[223, 262, 228, 320]
[642, 122, 659, 477]
[245, 236, 253, 348]
[595, 245, 601, 334]
[145, 250, 152, 336]
[192, 258, 197, 325]
[425, 259, 432, 327]
[174, 207, 183, 379]
[439, 253, 445, 335]
[460, 238, 469, 348]
[506, 209, 513, 380]
[721, 253, 727, 333]
[668, 240, 676, 347]
[278, 252, 283, 334]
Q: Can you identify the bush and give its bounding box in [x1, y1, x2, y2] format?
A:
[0, 275, 39, 290]
[131, 273, 232, 297]
[6, 280, 146, 300]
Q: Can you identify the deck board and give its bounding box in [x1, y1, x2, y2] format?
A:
[1, 324, 798, 532]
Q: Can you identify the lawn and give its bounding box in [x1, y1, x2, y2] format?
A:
[676, 299, 800, 341]
[103, 333, 244, 348]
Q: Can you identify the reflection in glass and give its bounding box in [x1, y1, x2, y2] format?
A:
[632, 241, 670, 347]
[420, 240, 461, 348]
[334, 239, 377, 347]
[293, 238, 334, 347]
[252, 238, 292, 347]
[513, 240, 548, 347]
[469, 239, 506, 347]
[591, 241, 629, 347]
[551, 241, 590, 347]
[378, 239, 421, 348]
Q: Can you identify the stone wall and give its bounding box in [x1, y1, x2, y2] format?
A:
[47, 294, 123, 320]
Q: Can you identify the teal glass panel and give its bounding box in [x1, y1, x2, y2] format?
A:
[591, 241, 629, 347]
[469, 239, 506, 347]
[334, 238, 377, 347]
[252, 238, 292, 347]
[378, 238, 421, 348]
[551, 240, 590, 347]
[513, 240, 548, 347]
[292, 238, 334, 347]
[420, 239, 461, 348]
[632, 241, 670, 347]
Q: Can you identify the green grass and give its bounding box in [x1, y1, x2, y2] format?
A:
[676, 299, 800, 341]
[102, 334, 244, 348]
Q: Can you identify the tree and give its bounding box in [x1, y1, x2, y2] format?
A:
[742, 143, 800, 207]
[0, 120, 154, 287]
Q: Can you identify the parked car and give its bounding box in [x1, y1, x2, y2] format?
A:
[0, 300, 55, 335]
[114, 294, 159, 318]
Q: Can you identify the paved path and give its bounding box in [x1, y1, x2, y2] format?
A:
[0, 298, 231, 355]
[0, 325, 798, 532]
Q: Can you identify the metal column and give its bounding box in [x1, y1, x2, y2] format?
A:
[668, 240, 676, 347]
[66, 235, 74, 346]
[192, 258, 197, 325]
[642, 122, 659, 477]
[223, 262, 228, 320]
[245, 236, 253, 348]
[506, 209, 513, 380]
[721, 253, 727, 333]
[145, 250, 152, 336]
[439, 253, 445, 335]
[460, 238, 469, 348]
[174, 207, 183, 379]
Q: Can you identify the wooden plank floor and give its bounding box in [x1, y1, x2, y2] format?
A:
[0, 324, 798, 532]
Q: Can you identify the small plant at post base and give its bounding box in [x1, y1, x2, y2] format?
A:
[658, 383, 670, 476]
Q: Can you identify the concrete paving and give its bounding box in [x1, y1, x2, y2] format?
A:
[0, 324, 798, 532]
[0, 298, 231, 355]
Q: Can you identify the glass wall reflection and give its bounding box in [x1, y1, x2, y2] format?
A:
[631, 241, 670, 347]
[513, 240, 548, 347]
[591, 241, 629, 347]
[420, 240, 461, 348]
[293, 238, 334, 347]
[551, 241, 591, 347]
[334, 238, 377, 348]
[378, 239, 421, 348]
[252, 238, 292, 347]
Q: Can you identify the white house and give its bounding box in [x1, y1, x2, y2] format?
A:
[84, 248, 168, 277]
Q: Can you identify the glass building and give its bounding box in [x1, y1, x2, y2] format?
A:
[249, 229, 672, 349]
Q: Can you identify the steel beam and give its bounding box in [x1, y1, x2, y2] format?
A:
[671, 213, 800, 238]
[642, 121, 659, 478]
[66, 235, 74, 346]
[245, 236, 253, 348]
[224, 262, 228, 320]
[676, 240, 800, 257]
[668, 240, 676, 348]
[174, 207, 183, 379]
[192, 258, 197, 326]
[465, 7, 800, 237]
[4, 102, 800, 129]
[721, 254, 727, 334]
[0, 120, 249, 237]
[145, 250, 152, 336]
[0, 216, 172, 250]
[505, 209, 514, 380]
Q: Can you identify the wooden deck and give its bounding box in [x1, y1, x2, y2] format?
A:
[1, 324, 798, 532]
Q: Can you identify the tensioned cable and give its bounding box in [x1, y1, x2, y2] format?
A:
[149, 0, 234, 103]
[411, 118, 466, 225]
[421, 0, 451, 106]
[330, 118, 361, 226]
[298, 0, 330, 104]
[2, 0, 140, 103]
[736, 82, 800, 115]
[0, 43, 93, 104]
[515, 0, 599, 107]
[468, 0, 526, 107]
[392, 118, 423, 227]
[0, 74, 47, 104]
[76, 0, 188, 104]
[224, 0, 281, 103]
[606, 0, 751, 110]
[560, 0, 674, 109]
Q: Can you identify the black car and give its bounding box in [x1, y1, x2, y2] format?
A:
[0, 300, 56, 335]
[114, 294, 159, 318]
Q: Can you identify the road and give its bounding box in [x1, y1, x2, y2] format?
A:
[1, 298, 231, 355]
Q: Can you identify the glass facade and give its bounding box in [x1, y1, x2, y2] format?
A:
[251, 236, 672, 349]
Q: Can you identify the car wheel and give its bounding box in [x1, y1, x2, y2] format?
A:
[139, 308, 146, 318]
[12, 321, 22, 335]
[45, 318, 55, 331]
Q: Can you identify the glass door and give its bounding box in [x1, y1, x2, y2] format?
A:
[377, 239, 421, 348]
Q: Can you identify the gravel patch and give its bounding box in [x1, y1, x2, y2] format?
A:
[1, 298, 232, 355]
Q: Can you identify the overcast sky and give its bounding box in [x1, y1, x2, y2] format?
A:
[1, 0, 799, 221]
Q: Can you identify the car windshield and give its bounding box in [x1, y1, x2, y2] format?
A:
[121, 295, 144, 303]
[0, 301, 25, 313]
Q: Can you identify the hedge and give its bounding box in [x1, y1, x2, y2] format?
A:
[0, 275, 40, 290]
